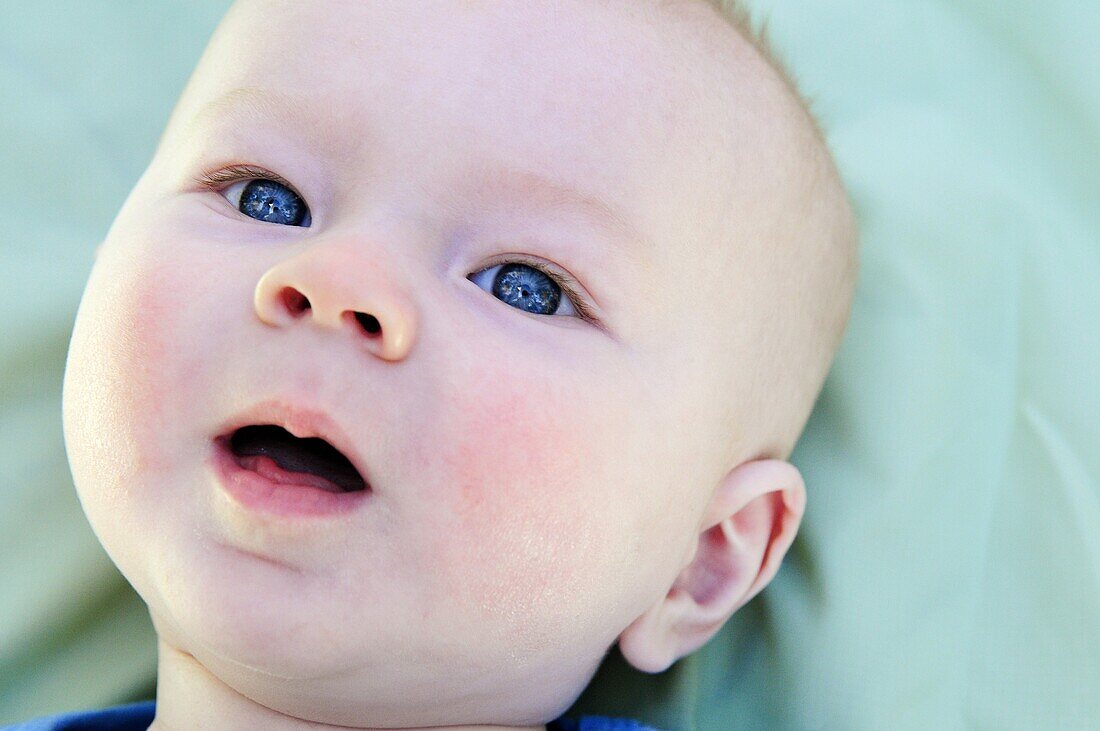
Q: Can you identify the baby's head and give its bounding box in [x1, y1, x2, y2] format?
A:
[63, 0, 856, 727]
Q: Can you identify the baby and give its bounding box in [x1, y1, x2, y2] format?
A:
[52, 0, 857, 729]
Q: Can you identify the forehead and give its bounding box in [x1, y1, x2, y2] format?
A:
[175, 0, 745, 266]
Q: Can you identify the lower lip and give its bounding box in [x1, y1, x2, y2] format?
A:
[209, 439, 370, 518]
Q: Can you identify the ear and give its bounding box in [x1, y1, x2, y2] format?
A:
[617, 459, 806, 673]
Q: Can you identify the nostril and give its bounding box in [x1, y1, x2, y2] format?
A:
[281, 287, 311, 316]
[354, 312, 381, 337]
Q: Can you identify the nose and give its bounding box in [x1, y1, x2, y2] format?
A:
[253, 243, 418, 361]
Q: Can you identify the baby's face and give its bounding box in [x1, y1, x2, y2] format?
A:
[64, 0, 786, 725]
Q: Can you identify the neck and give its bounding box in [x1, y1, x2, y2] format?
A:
[148, 640, 547, 731]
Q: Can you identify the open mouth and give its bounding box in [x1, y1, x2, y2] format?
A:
[220, 424, 368, 494]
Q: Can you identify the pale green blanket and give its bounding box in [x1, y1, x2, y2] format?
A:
[2, 2, 1097, 728]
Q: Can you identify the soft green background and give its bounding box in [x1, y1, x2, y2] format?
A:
[1, 1, 1097, 729]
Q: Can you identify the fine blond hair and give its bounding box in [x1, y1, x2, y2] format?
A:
[699, 0, 824, 139]
[697, 0, 859, 460]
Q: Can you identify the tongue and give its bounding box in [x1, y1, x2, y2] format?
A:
[238, 454, 348, 494]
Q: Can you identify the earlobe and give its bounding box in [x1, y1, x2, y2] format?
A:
[618, 459, 806, 674]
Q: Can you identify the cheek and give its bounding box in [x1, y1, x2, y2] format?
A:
[68, 238, 207, 457]
[64, 221, 230, 565]
[423, 363, 623, 651]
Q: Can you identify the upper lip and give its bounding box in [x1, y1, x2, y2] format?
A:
[212, 399, 370, 490]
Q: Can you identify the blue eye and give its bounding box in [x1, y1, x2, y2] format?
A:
[467, 261, 579, 318]
[201, 166, 312, 227]
[234, 179, 311, 226]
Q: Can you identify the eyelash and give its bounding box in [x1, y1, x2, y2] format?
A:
[193, 164, 599, 323]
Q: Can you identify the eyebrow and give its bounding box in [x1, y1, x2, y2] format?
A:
[449, 160, 655, 269]
[185, 86, 654, 265]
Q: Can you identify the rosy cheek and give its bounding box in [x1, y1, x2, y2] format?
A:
[141, 227, 236, 359]
[68, 234, 214, 479]
[425, 365, 610, 646]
